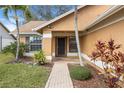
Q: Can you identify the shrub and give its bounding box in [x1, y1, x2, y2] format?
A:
[2, 42, 26, 58]
[34, 50, 46, 65]
[91, 39, 124, 87]
[69, 65, 92, 80]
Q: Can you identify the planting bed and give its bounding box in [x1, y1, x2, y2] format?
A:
[68, 64, 109, 88]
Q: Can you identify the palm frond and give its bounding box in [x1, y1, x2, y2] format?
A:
[0, 5, 13, 20]
[24, 6, 33, 21]
[2, 8, 9, 20]
[1, 5, 33, 23]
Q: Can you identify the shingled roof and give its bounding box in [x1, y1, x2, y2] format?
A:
[12, 21, 47, 35]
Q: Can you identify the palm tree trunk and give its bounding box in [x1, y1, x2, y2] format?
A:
[74, 6, 84, 66]
[15, 19, 20, 62]
[14, 7, 20, 62]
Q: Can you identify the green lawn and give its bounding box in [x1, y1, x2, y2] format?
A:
[0, 63, 50, 88]
[0, 53, 15, 64]
[0, 53, 51, 88]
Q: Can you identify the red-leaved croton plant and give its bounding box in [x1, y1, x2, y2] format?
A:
[91, 39, 124, 87]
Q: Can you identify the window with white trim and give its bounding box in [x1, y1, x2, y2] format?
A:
[25, 35, 42, 52]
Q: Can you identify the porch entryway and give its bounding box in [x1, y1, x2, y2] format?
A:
[51, 31, 81, 61]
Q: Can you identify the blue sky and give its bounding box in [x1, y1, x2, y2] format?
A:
[0, 5, 73, 32]
[0, 9, 16, 32]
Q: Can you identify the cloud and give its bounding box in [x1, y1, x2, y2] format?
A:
[5, 24, 16, 32]
[0, 18, 16, 32]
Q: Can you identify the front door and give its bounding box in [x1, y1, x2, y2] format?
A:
[56, 37, 66, 57]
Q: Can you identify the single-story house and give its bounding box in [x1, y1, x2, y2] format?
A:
[32, 5, 124, 66]
[32, 5, 115, 61]
[11, 21, 47, 56]
[13, 5, 124, 68]
[0, 22, 15, 51]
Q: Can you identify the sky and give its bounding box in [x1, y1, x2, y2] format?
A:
[0, 9, 16, 32]
[0, 5, 73, 32]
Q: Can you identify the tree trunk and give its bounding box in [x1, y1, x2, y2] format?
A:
[74, 6, 84, 66]
[15, 19, 20, 62]
[14, 8, 20, 62]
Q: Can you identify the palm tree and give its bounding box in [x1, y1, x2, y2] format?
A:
[0, 5, 32, 62]
[74, 5, 84, 66]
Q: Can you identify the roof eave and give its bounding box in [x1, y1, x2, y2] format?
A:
[32, 5, 87, 31]
[0, 22, 16, 40]
[82, 5, 124, 32]
[11, 32, 42, 36]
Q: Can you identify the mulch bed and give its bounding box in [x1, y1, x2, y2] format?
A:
[20, 56, 34, 62]
[21, 56, 54, 68]
[68, 64, 109, 88]
[8, 56, 54, 71]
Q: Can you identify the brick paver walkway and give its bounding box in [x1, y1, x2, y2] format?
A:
[45, 62, 73, 88]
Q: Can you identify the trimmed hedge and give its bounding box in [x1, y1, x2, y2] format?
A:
[69, 65, 92, 80]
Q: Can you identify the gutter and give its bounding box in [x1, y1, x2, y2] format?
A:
[82, 16, 124, 36]
[82, 5, 124, 32]
[10, 32, 42, 36]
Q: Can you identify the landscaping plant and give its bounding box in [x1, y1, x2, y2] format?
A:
[69, 65, 92, 80]
[91, 39, 124, 87]
[2, 42, 26, 58]
[34, 50, 46, 65]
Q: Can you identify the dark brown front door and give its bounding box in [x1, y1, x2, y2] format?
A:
[56, 37, 66, 57]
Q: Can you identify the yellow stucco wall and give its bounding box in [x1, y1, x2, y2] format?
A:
[52, 36, 55, 53]
[80, 20, 124, 56]
[42, 30, 52, 61]
[20, 36, 26, 44]
[41, 5, 111, 32]
[42, 38, 52, 55]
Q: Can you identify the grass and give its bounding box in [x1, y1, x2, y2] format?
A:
[0, 53, 15, 64]
[0, 63, 50, 88]
[0, 53, 51, 88]
[69, 64, 92, 80]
